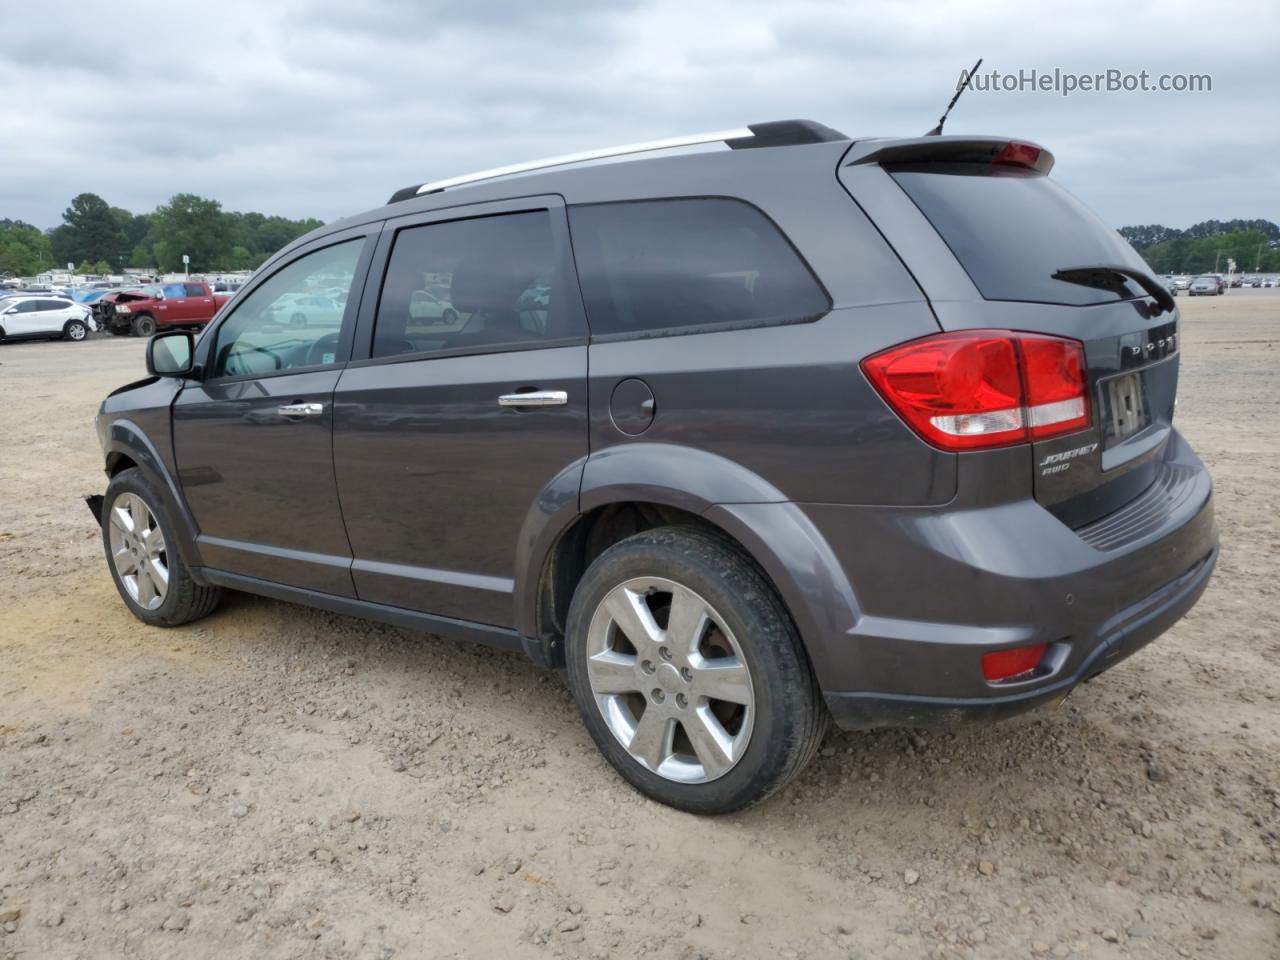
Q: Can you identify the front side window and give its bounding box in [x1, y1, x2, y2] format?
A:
[162, 283, 188, 299]
[568, 198, 830, 338]
[210, 238, 366, 378]
[373, 210, 569, 359]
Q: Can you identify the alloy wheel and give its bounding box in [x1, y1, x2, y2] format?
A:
[585, 577, 755, 783]
[107, 493, 170, 611]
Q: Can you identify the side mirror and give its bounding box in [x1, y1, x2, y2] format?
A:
[147, 330, 195, 377]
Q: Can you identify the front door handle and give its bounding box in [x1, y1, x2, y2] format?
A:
[277, 402, 324, 418]
[498, 390, 568, 408]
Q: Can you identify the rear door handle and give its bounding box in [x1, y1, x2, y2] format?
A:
[277, 402, 324, 418]
[497, 390, 568, 408]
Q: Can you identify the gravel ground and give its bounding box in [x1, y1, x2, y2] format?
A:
[1, 292, 1277, 960]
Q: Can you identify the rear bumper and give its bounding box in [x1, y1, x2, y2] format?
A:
[824, 544, 1215, 729]
[771, 428, 1217, 730]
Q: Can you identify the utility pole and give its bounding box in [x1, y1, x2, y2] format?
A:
[1214, 250, 1221, 273]
[1257, 242, 1264, 272]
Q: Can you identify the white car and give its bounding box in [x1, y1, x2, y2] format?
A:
[409, 288, 459, 325]
[0, 296, 96, 343]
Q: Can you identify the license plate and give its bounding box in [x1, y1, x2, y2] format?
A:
[1105, 372, 1146, 443]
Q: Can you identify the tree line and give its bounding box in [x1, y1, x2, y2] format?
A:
[4, 195, 1277, 281]
[1119, 219, 1280, 274]
[0, 193, 324, 277]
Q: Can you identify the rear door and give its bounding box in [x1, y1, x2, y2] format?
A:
[185, 282, 218, 322]
[841, 146, 1180, 527]
[332, 196, 588, 627]
[157, 282, 200, 325]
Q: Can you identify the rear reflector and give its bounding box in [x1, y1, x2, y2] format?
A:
[861, 330, 1090, 451]
[981, 643, 1048, 682]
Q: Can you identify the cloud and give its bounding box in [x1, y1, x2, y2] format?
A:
[1, 0, 1276, 230]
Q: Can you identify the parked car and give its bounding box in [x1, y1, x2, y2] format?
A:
[408, 288, 459, 325]
[1162, 278, 1179, 297]
[87, 122, 1217, 814]
[0, 295, 95, 342]
[1188, 276, 1219, 296]
[101, 281, 231, 336]
[266, 292, 345, 327]
[72, 289, 113, 305]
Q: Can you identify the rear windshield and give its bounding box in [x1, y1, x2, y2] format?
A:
[890, 169, 1151, 306]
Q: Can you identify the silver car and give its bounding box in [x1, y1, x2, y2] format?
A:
[1188, 276, 1219, 296]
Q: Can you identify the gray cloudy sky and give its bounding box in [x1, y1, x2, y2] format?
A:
[3, 0, 1277, 230]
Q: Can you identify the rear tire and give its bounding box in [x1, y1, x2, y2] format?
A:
[564, 526, 827, 814]
[63, 319, 88, 341]
[442, 308, 458, 325]
[101, 468, 222, 627]
[131, 313, 156, 337]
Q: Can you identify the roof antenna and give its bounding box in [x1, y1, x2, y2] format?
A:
[926, 58, 983, 136]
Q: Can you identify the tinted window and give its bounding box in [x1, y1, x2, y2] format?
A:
[211, 238, 365, 378]
[568, 198, 829, 338]
[185, 283, 206, 297]
[162, 283, 188, 298]
[11, 301, 36, 314]
[37, 299, 65, 311]
[890, 170, 1152, 306]
[373, 210, 568, 359]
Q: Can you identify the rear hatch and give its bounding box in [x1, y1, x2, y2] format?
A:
[842, 139, 1179, 528]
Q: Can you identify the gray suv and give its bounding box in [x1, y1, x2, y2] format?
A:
[88, 121, 1217, 813]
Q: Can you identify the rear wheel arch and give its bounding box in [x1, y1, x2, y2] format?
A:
[533, 501, 797, 662]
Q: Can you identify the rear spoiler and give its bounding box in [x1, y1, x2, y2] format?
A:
[846, 136, 1054, 175]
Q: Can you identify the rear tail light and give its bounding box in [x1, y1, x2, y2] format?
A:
[992, 141, 1043, 170]
[861, 330, 1089, 451]
[982, 643, 1048, 682]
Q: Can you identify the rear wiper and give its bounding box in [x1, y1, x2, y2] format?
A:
[1051, 264, 1175, 315]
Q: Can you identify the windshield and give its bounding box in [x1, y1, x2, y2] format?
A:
[890, 169, 1152, 306]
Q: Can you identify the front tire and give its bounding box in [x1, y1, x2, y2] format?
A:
[131, 313, 156, 337]
[565, 526, 827, 814]
[101, 468, 222, 627]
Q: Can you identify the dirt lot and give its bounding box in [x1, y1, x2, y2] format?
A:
[1, 292, 1277, 960]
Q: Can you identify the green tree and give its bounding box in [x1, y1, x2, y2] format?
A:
[57, 193, 128, 269]
[0, 219, 54, 276]
[150, 194, 232, 272]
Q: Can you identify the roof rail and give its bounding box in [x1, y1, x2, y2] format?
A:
[386, 119, 847, 203]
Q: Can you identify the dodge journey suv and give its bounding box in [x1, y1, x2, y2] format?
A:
[88, 120, 1217, 813]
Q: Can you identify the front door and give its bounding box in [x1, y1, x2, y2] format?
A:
[333, 199, 589, 627]
[173, 232, 376, 595]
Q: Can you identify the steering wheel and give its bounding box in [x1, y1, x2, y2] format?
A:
[305, 332, 340, 367]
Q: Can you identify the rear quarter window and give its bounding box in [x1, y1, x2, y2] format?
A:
[568, 198, 830, 338]
[890, 170, 1152, 306]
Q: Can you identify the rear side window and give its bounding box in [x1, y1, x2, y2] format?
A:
[890, 170, 1152, 306]
[568, 198, 829, 338]
[185, 283, 206, 297]
[373, 210, 572, 359]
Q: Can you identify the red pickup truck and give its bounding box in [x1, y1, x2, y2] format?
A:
[101, 281, 232, 337]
